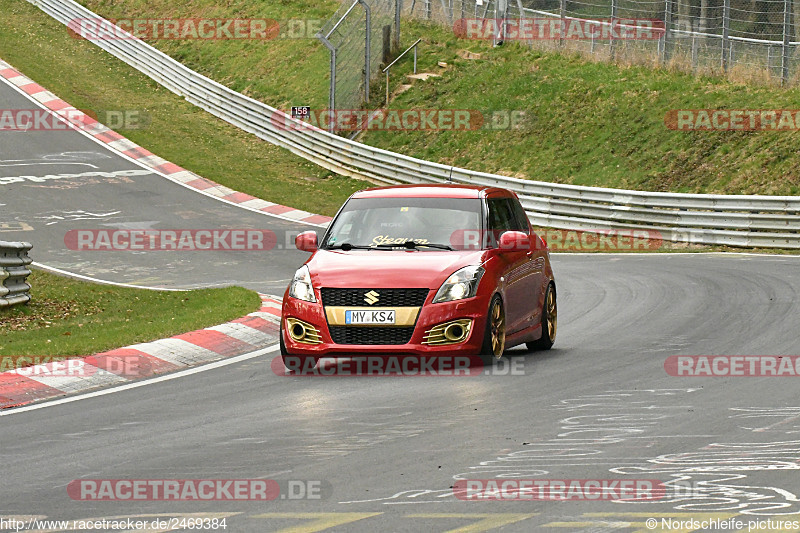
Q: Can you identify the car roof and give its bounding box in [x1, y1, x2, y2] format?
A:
[352, 184, 513, 199]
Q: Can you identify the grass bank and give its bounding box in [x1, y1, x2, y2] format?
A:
[0, 269, 260, 361]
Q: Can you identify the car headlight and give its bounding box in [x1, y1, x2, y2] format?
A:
[289, 265, 316, 302]
[433, 265, 485, 303]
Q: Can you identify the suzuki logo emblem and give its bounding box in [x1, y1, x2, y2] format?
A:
[364, 290, 380, 305]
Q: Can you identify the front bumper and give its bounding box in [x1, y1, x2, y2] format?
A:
[281, 292, 491, 356]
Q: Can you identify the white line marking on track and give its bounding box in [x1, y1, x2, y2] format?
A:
[0, 73, 327, 228]
[33, 262, 188, 291]
[0, 345, 279, 417]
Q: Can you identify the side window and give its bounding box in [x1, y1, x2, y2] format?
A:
[488, 198, 528, 232]
[487, 198, 516, 232]
[509, 197, 530, 232]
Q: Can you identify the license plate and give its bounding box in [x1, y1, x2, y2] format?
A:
[345, 310, 396, 325]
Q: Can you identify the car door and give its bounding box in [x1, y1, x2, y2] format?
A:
[486, 195, 533, 335]
[509, 195, 546, 330]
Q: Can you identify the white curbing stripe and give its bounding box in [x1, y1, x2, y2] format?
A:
[6, 75, 28, 86]
[22, 365, 127, 393]
[247, 311, 282, 325]
[239, 199, 277, 210]
[273, 210, 310, 221]
[138, 155, 169, 167]
[127, 339, 221, 367]
[169, 170, 201, 184]
[205, 185, 237, 197]
[207, 323, 274, 345]
[31, 91, 60, 104]
[107, 138, 141, 152]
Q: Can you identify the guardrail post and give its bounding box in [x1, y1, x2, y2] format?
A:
[0, 241, 33, 308]
[781, 0, 790, 84]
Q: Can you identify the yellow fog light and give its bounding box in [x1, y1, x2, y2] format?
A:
[286, 318, 322, 344]
[422, 319, 472, 345]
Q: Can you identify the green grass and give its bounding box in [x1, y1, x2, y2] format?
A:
[363, 20, 800, 195]
[0, 0, 364, 217]
[0, 269, 261, 361]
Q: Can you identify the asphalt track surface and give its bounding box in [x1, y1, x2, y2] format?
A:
[3, 76, 800, 532]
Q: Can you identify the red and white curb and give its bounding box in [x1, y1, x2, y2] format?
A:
[0, 295, 283, 410]
[0, 58, 333, 227]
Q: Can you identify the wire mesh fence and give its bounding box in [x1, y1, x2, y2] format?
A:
[321, 0, 799, 121]
[318, 0, 400, 118]
[400, 0, 800, 84]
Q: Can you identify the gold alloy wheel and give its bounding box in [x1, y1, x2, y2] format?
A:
[546, 288, 557, 342]
[490, 298, 506, 357]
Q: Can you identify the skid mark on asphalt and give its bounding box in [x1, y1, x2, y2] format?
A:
[340, 389, 707, 506]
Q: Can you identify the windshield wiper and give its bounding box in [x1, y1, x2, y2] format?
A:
[327, 242, 383, 251]
[374, 240, 454, 251]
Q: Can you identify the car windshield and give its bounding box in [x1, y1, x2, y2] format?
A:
[322, 196, 482, 250]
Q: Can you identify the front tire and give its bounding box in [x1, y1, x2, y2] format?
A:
[480, 294, 506, 365]
[527, 283, 556, 351]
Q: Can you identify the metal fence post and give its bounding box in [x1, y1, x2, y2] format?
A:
[358, 0, 371, 103]
[610, 0, 618, 60]
[722, 0, 730, 71]
[395, 0, 402, 51]
[560, 0, 566, 47]
[318, 33, 337, 131]
[782, 0, 791, 84]
[661, 0, 672, 64]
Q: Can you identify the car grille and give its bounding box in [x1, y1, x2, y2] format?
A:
[329, 326, 416, 345]
[321, 288, 429, 307]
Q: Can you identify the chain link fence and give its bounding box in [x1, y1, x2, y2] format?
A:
[318, 0, 401, 117]
[401, 0, 800, 84]
[321, 0, 798, 118]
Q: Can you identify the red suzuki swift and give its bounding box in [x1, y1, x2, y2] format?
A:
[280, 184, 556, 367]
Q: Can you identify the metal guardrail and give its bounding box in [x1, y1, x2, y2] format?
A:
[0, 241, 33, 308]
[27, 0, 800, 248]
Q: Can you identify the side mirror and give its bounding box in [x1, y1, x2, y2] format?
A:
[497, 231, 530, 252]
[295, 231, 318, 253]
